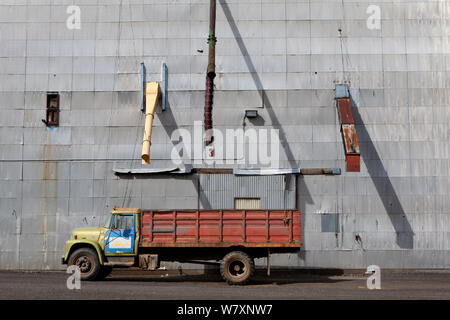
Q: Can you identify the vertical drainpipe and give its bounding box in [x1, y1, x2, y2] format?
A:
[204, 0, 217, 146]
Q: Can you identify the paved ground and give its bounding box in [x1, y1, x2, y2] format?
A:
[1, 269, 450, 300]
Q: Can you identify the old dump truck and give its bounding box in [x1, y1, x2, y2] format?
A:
[62, 207, 300, 285]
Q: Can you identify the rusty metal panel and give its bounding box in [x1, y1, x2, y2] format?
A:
[337, 98, 354, 124]
[346, 154, 361, 172]
[336, 92, 360, 172]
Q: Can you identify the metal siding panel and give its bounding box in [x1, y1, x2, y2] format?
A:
[321, 214, 339, 233]
[200, 174, 233, 209]
[200, 174, 294, 210]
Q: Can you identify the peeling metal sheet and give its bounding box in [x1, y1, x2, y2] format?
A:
[342, 124, 360, 154]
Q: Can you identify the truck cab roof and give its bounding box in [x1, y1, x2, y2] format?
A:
[111, 208, 141, 214]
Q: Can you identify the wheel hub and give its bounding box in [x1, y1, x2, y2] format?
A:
[229, 260, 245, 277]
[76, 256, 91, 273]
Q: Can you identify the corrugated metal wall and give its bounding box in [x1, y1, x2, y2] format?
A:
[1, 0, 450, 270]
[199, 174, 296, 210]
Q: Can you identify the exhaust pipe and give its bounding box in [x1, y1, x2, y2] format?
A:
[141, 82, 160, 164]
[204, 0, 217, 146]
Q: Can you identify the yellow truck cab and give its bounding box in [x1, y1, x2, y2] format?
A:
[62, 208, 140, 280]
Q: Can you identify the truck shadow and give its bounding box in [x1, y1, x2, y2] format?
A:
[104, 268, 352, 286]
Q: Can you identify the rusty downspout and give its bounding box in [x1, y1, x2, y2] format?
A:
[204, 0, 217, 146]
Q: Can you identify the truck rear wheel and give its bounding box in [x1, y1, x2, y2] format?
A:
[67, 248, 101, 281]
[220, 251, 254, 285]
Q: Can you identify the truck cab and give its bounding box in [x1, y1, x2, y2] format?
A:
[62, 208, 140, 280]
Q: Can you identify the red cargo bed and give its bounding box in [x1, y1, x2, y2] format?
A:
[140, 210, 300, 248]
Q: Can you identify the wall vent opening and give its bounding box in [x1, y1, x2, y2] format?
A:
[44, 92, 60, 127]
[234, 198, 261, 210]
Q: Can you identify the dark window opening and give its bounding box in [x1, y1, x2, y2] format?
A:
[44, 92, 60, 127]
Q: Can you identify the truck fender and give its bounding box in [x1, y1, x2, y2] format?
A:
[64, 240, 105, 265]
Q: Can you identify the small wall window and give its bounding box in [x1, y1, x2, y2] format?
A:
[45, 92, 59, 127]
[234, 198, 261, 209]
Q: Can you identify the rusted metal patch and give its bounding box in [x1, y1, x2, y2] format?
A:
[346, 154, 360, 172]
[342, 125, 361, 171]
[335, 87, 360, 172]
[337, 98, 354, 124]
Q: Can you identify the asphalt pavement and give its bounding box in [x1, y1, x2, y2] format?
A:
[1, 269, 450, 300]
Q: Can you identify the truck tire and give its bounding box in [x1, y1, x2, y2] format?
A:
[67, 248, 101, 281]
[220, 251, 255, 285]
[97, 266, 113, 280]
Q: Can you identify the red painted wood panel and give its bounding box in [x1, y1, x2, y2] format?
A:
[140, 210, 301, 247]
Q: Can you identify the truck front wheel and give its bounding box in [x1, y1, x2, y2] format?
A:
[220, 251, 255, 285]
[67, 248, 101, 281]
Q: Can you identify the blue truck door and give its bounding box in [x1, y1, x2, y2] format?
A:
[104, 214, 135, 254]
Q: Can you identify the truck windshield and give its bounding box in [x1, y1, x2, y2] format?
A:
[111, 214, 134, 230]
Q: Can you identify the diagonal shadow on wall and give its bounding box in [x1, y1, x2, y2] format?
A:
[220, 0, 297, 168]
[351, 96, 414, 249]
[220, 1, 313, 260]
[157, 101, 213, 211]
[221, 0, 414, 252]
